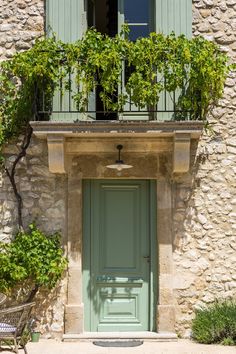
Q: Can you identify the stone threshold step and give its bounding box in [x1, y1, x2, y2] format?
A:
[63, 331, 178, 342]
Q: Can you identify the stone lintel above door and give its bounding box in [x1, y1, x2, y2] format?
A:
[31, 121, 203, 175]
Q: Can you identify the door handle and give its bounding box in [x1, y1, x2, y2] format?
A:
[143, 255, 150, 263]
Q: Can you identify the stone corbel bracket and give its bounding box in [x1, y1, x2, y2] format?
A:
[47, 135, 67, 173]
[31, 121, 203, 175]
[173, 133, 191, 174]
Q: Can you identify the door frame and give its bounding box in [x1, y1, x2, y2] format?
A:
[82, 179, 157, 332]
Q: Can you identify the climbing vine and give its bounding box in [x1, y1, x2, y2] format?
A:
[0, 37, 67, 228]
[0, 36, 66, 152]
[0, 29, 230, 156]
[0, 30, 231, 228]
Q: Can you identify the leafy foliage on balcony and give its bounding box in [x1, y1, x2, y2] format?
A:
[0, 28, 230, 153]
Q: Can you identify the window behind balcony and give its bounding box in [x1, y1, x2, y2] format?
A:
[46, 0, 191, 42]
[45, 0, 192, 121]
[122, 0, 153, 41]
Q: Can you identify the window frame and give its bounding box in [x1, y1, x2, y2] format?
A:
[118, 0, 155, 40]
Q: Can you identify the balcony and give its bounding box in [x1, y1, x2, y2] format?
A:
[34, 59, 198, 123]
[35, 67, 196, 123]
[31, 30, 227, 126]
[32, 50, 206, 174]
[0, 30, 227, 177]
[31, 55, 204, 175]
[31, 30, 228, 175]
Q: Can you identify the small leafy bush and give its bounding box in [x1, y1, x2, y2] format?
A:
[0, 224, 67, 299]
[192, 300, 236, 345]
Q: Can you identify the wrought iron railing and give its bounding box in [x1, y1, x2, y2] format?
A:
[35, 62, 195, 122]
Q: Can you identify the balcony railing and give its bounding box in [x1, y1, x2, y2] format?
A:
[35, 61, 196, 122]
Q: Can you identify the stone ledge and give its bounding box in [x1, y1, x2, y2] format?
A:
[63, 331, 178, 342]
[31, 120, 203, 138]
[30, 121, 203, 174]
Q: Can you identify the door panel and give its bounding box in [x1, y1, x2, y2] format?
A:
[83, 180, 152, 331]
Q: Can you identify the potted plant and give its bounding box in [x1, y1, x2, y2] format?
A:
[29, 318, 41, 342]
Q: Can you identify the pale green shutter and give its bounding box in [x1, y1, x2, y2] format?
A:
[46, 0, 88, 121]
[46, 0, 85, 42]
[155, 0, 192, 37]
[156, 0, 192, 120]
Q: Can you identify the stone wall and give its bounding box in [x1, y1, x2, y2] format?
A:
[0, 0, 235, 338]
[0, 1, 67, 336]
[173, 0, 236, 337]
[0, 0, 44, 60]
[0, 0, 46, 237]
[2, 138, 67, 236]
[1, 137, 68, 337]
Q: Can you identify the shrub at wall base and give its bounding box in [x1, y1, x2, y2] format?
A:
[0, 223, 67, 302]
[192, 300, 236, 345]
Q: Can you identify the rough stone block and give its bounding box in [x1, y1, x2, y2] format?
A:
[157, 305, 176, 332]
[64, 305, 84, 334]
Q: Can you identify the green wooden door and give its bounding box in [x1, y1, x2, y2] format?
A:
[83, 180, 156, 331]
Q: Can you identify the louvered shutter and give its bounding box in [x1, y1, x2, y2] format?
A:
[46, 0, 91, 121]
[46, 0, 85, 42]
[155, 0, 192, 38]
[156, 0, 192, 120]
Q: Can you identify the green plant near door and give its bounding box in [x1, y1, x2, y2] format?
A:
[191, 299, 236, 345]
[0, 223, 67, 301]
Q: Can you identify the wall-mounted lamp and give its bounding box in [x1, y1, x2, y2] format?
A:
[106, 145, 133, 172]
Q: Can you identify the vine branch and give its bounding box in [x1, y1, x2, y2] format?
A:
[4, 124, 33, 231]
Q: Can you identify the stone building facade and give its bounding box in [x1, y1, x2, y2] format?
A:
[0, 0, 235, 338]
